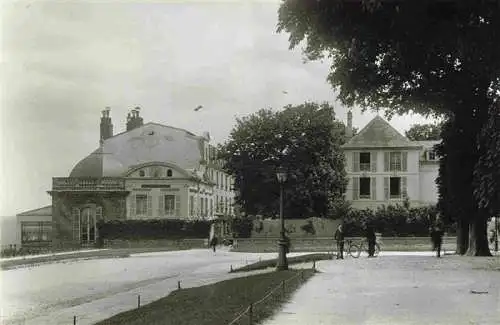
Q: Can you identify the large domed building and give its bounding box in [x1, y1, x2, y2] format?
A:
[47, 107, 235, 249]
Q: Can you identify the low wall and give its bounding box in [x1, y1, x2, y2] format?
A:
[230, 236, 458, 253]
[102, 238, 208, 250]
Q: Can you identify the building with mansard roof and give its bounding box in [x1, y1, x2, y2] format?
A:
[17, 108, 235, 250]
[342, 111, 440, 210]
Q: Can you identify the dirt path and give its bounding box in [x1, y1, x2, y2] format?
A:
[263, 254, 500, 325]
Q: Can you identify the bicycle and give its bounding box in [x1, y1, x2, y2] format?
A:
[344, 239, 381, 258]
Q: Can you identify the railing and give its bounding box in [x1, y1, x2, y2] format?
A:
[228, 270, 310, 325]
[52, 177, 126, 191]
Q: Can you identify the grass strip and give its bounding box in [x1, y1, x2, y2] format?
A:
[96, 269, 315, 325]
[231, 253, 333, 273]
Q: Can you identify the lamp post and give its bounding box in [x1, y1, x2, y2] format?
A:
[276, 167, 288, 271]
[495, 215, 498, 253]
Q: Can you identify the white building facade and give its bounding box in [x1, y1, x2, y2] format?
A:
[342, 114, 440, 210]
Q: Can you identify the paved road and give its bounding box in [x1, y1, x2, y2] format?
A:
[0, 249, 308, 325]
[263, 253, 500, 325]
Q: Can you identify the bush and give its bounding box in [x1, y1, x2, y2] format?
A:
[231, 217, 253, 238]
[342, 204, 456, 237]
[97, 219, 212, 240]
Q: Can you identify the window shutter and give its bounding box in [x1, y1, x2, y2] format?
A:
[158, 194, 165, 217]
[384, 177, 390, 200]
[147, 195, 152, 217]
[175, 195, 181, 217]
[371, 177, 377, 200]
[352, 177, 359, 200]
[352, 152, 360, 172]
[384, 152, 390, 172]
[402, 152, 408, 172]
[72, 208, 80, 241]
[371, 152, 377, 172]
[402, 177, 408, 198]
[210, 198, 213, 217]
[130, 195, 136, 218]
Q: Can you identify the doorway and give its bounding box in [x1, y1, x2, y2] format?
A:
[80, 207, 96, 246]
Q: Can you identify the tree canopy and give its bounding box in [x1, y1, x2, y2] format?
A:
[405, 123, 442, 141]
[218, 102, 348, 219]
[278, 0, 500, 117]
[278, 0, 500, 255]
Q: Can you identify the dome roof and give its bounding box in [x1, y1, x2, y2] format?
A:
[69, 147, 126, 178]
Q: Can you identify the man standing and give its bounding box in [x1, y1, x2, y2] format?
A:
[334, 224, 345, 259]
[430, 218, 445, 258]
[366, 224, 376, 257]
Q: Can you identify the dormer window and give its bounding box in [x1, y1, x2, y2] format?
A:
[139, 170, 145, 177]
[167, 169, 173, 177]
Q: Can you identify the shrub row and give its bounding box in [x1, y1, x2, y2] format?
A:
[231, 204, 456, 238]
[342, 204, 456, 237]
[97, 219, 212, 241]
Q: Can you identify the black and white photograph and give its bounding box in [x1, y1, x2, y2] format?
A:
[1, 1, 499, 324]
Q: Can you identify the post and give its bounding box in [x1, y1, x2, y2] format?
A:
[495, 216, 499, 253]
[312, 259, 316, 271]
[73, 315, 76, 325]
[230, 264, 233, 272]
[248, 303, 253, 325]
[276, 182, 288, 271]
[137, 294, 140, 308]
[178, 280, 181, 290]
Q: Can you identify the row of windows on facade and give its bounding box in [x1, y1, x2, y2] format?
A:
[132, 194, 233, 217]
[351, 151, 437, 173]
[21, 222, 52, 243]
[351, 176, 408, 200]
[137, 166, 233, 191]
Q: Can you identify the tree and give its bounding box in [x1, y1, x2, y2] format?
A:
[219, 102, 348, 219]
[473, 102, 500, 231]
[405, 123, 442, 141]
[277, 0, 500, 255]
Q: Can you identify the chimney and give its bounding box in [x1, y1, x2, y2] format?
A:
[100, 107, 113, 142]
[346, 109, 353, 138]
[126, 106, 144, 131]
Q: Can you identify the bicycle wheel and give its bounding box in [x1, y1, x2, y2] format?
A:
[374, 243, 381, 257]
[349, 244, 361, 258]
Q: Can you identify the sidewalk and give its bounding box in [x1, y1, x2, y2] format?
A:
[263, 253, 500, 325]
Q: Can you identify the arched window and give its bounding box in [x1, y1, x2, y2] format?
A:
[139, 170, 145, 177]
[167, 169, 173, 177]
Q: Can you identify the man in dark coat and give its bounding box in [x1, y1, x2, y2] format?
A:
[366, 224, 376, 257]
[334, 224, 345, 259]
[210, 236, 218, 253]
[430, 219, 445, 258]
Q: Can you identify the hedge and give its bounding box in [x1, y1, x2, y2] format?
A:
[342, 204, 457, 237]
[97, 219, 212, 241]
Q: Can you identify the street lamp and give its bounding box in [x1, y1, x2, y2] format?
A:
[276, 167, 288, 271]
[495, 215, 499, 253]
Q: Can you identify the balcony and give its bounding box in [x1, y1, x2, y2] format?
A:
[52, 177, 126, 192]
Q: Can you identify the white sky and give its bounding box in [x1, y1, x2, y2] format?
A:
[0, 0, 433, 216]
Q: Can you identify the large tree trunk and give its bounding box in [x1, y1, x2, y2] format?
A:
[456, 219, 469, 255]
[466, 215, 492, 256]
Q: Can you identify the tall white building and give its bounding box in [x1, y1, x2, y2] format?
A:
[342, 113, 440, 210]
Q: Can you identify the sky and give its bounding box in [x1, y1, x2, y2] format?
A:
[0, 0, 434, 216]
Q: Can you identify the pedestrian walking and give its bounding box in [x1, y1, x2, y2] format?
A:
[430, 218, 444, 258]
[334, 224, 345, 259]
[210, 236, 218, 253]
[366, 224, 376, 257]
